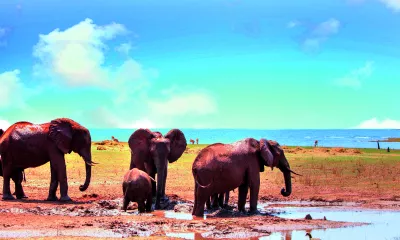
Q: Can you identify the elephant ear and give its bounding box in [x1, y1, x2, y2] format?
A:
[165, 129, 187, 163]
[48, 119, 73, 154]
[259, 138, 278, 170]
[128, 129, 155, 162]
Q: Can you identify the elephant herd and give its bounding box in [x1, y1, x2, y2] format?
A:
[0, 118, 298, 217]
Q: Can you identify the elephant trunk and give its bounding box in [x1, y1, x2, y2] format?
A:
[79, 154, 92, 191]
[280, 169, 292, 197]
[156, 167, 165, 206]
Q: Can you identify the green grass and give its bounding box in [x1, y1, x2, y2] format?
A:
[21, 143, 400, 202]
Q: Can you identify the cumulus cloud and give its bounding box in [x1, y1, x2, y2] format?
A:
[148, 89, 217, 117]
[334, 61, 374, 89]
[379, 0, 400, 12]
[33, 18, 129, 87]
[2, 19, 217, 129]
[115, 42, 133, 55]
[356, 118, 400, 129]
[0, 69, 26, 108]
[0, 119, 11, 130]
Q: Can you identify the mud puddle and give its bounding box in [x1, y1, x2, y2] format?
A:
[263, 207, 400, 239]
[0, 228, 123, 238]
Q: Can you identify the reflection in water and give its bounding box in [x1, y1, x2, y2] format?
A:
[271, 207, 400, 240]
[153, 210, 206, 220]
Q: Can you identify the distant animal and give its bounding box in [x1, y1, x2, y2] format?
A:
[0, 118, 95, 201]
[111, 136, 119, 142]
[192, 138, 300, 217]
[314, 140, 318, 147]
[305, 233, 320, 240]
[196, 138, 199, 144]
[190, 139, 195, 144]
[387, 147, 390, 152]
[122, 168, 155, 213]
[128, 128, 187, 210]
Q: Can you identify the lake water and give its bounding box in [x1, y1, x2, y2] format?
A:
[266, 207, 400, 240]
[90, 129, 400, 149]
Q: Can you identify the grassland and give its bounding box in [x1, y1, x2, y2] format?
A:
[18, 142, 400, 203]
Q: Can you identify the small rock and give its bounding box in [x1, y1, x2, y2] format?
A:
[305, 214, 313, 220]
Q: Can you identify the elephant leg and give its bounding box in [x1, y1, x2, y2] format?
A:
[138, 200, 145, 213]
[122, 197, 130, 212]
[205, 196, 211, 210]
[145, 193, 152, 212]
[14, 170, 27, 199]
[238, 183, 248, 212]
[224, 191, 230, 207]
[193, 187, 208, 217]
[218, 193, 224, 208]
[249, 175, 260, 213]
[192, 183, 198, 215]
[2, 164, 15, 200]
[51, 155, 71, 202]
[211, 194, 219, 208]
[46, 163, 59, 201]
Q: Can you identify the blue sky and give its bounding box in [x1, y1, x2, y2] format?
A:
[1, 0, 400, 129]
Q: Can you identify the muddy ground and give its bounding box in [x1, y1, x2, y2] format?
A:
[0, 192, 382, 239]
[1, 144, 399, 239]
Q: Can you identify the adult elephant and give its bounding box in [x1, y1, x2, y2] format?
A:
[128, 128, 187, 209]
[192, 138, 299, 217]
[0, 118, 95, 201]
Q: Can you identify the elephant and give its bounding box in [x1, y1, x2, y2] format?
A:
[192, 138, 300, 217]
[206, 191, 230, 209]
[0, 128, 27, 199]
[128, 128, 187, 209]
[0, 118, 95, 201]
[190, 139, 195, 144]
[122, 168, 155, 213]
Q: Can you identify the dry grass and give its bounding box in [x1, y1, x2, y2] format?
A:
[12, 143, 400, 203]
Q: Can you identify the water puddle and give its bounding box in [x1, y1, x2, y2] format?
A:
[153, 209, 206, 220]
[268, 207, 400, 240]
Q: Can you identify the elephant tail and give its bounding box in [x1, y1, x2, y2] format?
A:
[193, 169, 213, 189]
[195, 178, 213, 188]
[22, 170, 26, 182]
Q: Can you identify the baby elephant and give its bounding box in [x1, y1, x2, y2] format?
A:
[122, 168, 155, 213]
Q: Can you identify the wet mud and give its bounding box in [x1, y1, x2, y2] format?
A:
[0, 194, 371, 239]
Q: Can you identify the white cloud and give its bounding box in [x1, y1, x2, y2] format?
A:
[33, 18, 129, 87]
[129, 119, 156, 129]
[379, 0, 400, 12]
[334, 61, 374, 89]
[148, 90, 217, 117]
[0, 69, 26, 108]
[356, 118, 400, 129]
[115, 42, 133, 55]
[301, 18, 340, 51]
[0, 119, 11, 130]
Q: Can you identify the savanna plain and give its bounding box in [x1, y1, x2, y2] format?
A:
[0, 140, 399, 239]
